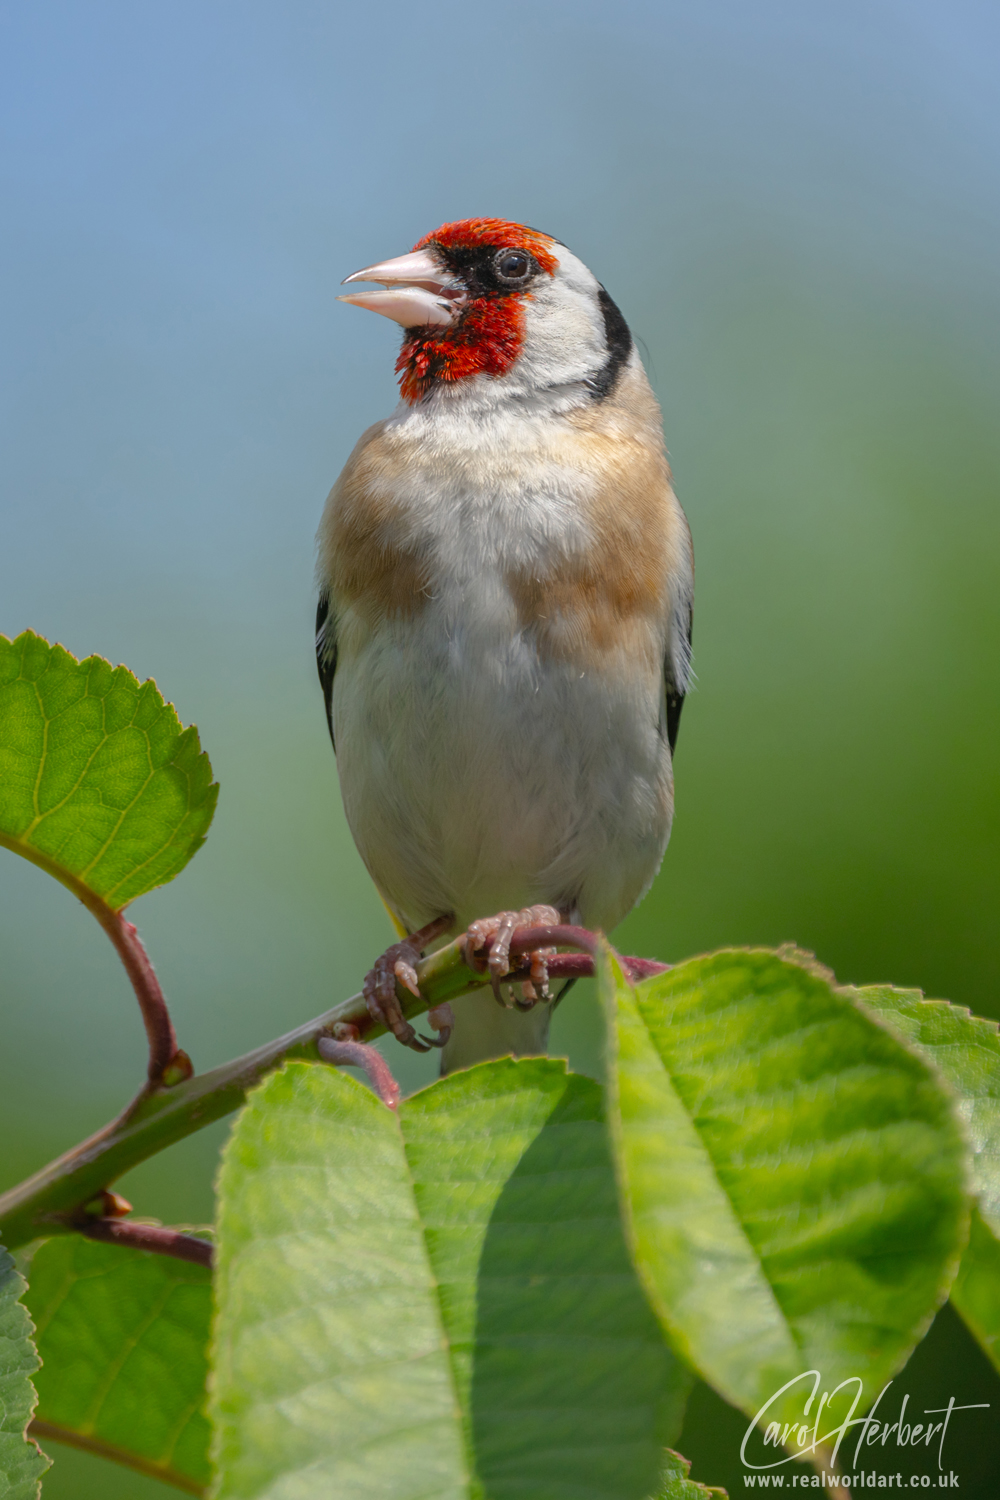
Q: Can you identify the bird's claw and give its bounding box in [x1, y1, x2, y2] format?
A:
[419, 1002, 454, 1050]
[463, 905, 560, 1009]
[362, 915, 454, 1052]
[364, 937, 424, 1048]
[393, 958, 420, 998]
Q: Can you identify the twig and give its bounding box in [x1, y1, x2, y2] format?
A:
[0, 931, 482, 1248]
[318, 1037, 401, 1110]
[507, 923, 601, 957]
[463, 921, 669, 984]
[0, 924, 657, 1251]
[76, 1217, 214, 1268]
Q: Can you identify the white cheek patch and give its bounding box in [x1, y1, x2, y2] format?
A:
[516, 249, 609, 392]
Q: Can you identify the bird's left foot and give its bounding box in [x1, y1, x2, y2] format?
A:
[363, 914, 455, 1052]
[463, 905, 561, 1010]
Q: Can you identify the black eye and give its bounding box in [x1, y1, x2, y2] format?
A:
[493, 248, 532, 285]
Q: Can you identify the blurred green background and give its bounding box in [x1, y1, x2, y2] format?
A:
[2, 1, 999, 1493]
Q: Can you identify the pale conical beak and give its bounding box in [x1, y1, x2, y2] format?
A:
[338, 248, 465, 329]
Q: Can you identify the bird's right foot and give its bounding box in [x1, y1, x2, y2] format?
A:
[363, 914, 454, 1051]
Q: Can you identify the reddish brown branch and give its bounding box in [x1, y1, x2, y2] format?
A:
[318, 1036, 401, 1109]
[91, 905, 191, 1087]
[503, 952, 667, 983]
[622, 956, 670, 980]
[77, 1216, 213, 1268]
[477, 923, 669, 986]
[508, 923, 601, 957]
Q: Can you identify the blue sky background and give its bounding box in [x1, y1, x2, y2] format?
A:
[3, 3, 1000, 1493]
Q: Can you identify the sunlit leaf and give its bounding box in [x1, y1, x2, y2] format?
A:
[0, 1245, 50, 1500]
[602, 945, 970, 1432]
[22, 1235, 211, 1495]
[211, 1057, 688, 1500]
[858, 984, 1000, 1371]
[0, 631, 216, 909]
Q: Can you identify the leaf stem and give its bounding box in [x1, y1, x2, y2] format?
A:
[0, 832, 190, 1088]
[91, 905, 190, 1088]
[27, 1420, 205, 1497]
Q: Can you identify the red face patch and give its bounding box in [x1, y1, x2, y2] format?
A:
[396, 218, 558, 403]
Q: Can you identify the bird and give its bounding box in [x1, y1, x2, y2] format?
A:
[316, 217, 693, 1074]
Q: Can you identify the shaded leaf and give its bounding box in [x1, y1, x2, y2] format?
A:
[602, 946, 970, 1432]
[22, 1235, 211, 1494]
[403, 1058, 689, 1498]
[951, 1207, 1000, 1370]
[0, 1246, 50, 1500]
[857, 984, 1000, 1370]
[211, 1057, 688, 1500]
[0, 631, 216, 909]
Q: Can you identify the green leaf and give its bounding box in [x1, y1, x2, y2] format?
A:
[0, 1245, 50, 1500]
[857, 984, 1000, 1369]
[22, 1235, 211, 1494]
[0, 631, 216, 909]
[401, 1059, 689, 1497]
[951, 1207, 1000, 1369]
[602, 945, 970, 1432]
[856, 986, 1000, 1234]
[211, 1057, 688, 1500]
[656, 1449, 727, 1498]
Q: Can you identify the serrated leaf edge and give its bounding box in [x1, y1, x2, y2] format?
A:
[0, 1245, 51, 1499]
[0, 630, 217, 911]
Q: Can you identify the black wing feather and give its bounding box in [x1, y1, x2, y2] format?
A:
[315, 591, 338, 751]
[666, 686, 685, 755]
[665, 603, 693, 755]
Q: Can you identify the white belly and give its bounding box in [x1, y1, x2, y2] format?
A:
[333, 591, 673, 937]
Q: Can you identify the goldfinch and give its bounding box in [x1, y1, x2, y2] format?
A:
[316, 218, 693, 1072]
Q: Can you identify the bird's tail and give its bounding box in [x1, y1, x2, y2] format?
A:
[439, 990, 553, 1074]
[438, 978, 578, 1074]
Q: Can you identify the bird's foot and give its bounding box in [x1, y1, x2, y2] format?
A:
[363, 914, 454, 1052]
[463, 905, 561, 1010]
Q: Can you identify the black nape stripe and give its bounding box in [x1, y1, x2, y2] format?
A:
[589, 286, 633, 401]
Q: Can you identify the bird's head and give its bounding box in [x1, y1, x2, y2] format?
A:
[338, 217, 633, 407]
